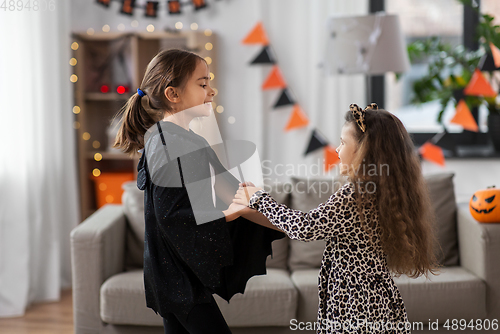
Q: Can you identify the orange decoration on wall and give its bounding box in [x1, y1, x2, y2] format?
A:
[284, 105, 309, 131]
[490, 43, 500, 68]
[262, 66, 287, 90]
[242, 22, 269, 46]
[419, 142, 445, 167]
[324, 145, 340, 172]
[464, 69, 497, 97]
[450, 99, 479, 132]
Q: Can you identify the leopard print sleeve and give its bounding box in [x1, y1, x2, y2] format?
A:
[249, 184, 354, 241]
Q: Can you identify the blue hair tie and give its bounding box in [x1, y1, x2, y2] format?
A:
[137, 88, 145, 97]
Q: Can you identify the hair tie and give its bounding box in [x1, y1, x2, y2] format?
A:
[137, 88, 145, 97]
[349, 102, 379, 133]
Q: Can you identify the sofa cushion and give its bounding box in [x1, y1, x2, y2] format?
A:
[290, 268, 320, 322]
[393, 266, 486, 323]
[286, 174, 459, 269]
[214, 268, 298, 327]
[424, 173, 459, 266]
[100, 269, 297, 328]
[100, 270, 163, 326]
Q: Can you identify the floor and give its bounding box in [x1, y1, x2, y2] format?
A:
[0, 289, 74, 334]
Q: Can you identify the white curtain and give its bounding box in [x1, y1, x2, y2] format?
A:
[0, 2, 79, 317]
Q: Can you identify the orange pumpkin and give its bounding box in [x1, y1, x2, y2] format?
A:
[469, 186, 500, 223]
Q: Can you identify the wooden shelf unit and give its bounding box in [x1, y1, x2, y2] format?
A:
[72, 30, 218, 221]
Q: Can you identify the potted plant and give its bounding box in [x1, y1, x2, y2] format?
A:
[406, 0, 500, 151]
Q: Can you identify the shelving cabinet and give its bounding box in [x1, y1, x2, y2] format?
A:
[72, 30, 218, 220]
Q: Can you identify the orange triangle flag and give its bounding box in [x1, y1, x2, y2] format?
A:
[262, 66, 287, 90]
[450, 99, 479, 132]
[463, 68, 497, 98]
[284, 105, 309, 131]
[242, 22, 269, 46]
[490, 42, 500, 68]
[419, 142, 445, 167]
[324, 145, 340, 173]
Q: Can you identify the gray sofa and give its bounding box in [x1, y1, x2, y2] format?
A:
[70, 173, 500, 334]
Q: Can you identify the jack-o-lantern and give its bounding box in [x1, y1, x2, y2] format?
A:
[469, 186, 500, 223]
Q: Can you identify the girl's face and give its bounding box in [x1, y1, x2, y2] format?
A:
[170, 60, 215, 117]
[336, 122, 358, 175]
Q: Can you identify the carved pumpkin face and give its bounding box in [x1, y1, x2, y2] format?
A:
[469, 187, 500, 223]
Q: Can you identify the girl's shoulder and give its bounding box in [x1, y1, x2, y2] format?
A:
[334, 182, 355, 199]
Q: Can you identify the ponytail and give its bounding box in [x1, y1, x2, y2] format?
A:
[113, 91, 163, 156]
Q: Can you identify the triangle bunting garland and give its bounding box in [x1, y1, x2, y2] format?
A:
[450, 99, 479, 132]
[419, 142, 445, 167]
[490, 43, 500, 68]
[464, 69, 497, 97]
[324, 145, 340, 173]
[304, 130, 329, 156]
[262, 66, 287, 90]
[250, 46, 276, 65]
[284, 105, 309, 131]
[273, 88, 295, 108]
[242, 21, 269, 46]
[244, 21, 332, 165]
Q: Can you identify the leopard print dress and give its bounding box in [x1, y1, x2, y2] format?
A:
[249, 183, 411, 334]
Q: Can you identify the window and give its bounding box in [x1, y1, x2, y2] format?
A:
[385, 0, 465, 133]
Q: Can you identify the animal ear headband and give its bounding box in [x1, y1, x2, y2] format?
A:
[349, 103, 378, 133]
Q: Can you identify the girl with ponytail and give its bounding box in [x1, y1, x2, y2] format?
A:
[113, 49, 284, 334]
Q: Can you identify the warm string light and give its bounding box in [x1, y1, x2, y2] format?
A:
[73, 106, 81, 114]
[216, 105, 224, 113]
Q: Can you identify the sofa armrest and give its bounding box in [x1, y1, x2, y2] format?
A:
[457, 202, 500, 320]
[70, 204, 127, 334]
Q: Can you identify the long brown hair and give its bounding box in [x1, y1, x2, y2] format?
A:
[344, 107, 438, 278]
[113, 49, 206, 155]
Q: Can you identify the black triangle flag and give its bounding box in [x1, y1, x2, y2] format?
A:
[250, 46, 276, 65]
[273, 88, 294, 108]
[304, 129, 329, 156]
[479, 53, 499, 71]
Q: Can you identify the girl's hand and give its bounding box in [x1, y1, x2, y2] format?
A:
[223, 202, 250, 222]
[233, 186, 261, 206]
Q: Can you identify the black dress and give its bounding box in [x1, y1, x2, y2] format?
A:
[137, 121, 284, 321]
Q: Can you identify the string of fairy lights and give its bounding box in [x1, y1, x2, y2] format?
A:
[70, 23, 218, 205]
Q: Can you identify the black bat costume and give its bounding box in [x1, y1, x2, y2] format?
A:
[136, 121, 285, 321]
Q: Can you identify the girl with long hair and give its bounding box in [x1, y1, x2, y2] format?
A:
[233, 103, 438, 333]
